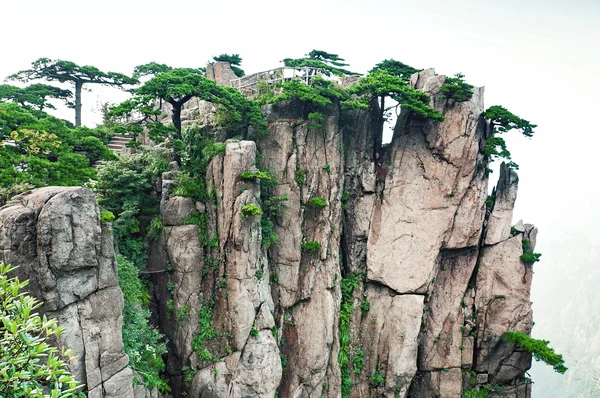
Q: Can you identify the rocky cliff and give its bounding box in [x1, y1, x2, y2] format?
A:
[0, 68, 538, 397]
[0, 187, 157, 397]
[145, 68, 537, 397]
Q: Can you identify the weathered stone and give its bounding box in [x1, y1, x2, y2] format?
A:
[420, 248, 479, 370]
[0, 187, 140, 397]
[474, 234, 534, 382]
[161, 196, 195, 226]
[205, 62, 238, 86]
[410, 369, 462, 398]
[356, 286, 424, 398]
[484, 163, 519, 245]
[367, 70, 487, 294]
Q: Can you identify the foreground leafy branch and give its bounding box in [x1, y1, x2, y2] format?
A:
[0, 262, 83, 397]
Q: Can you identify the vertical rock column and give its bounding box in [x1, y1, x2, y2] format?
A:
[187, 140, 282, 397]
[342, 69, 491, 398]
[0, 187, 136, 398]
[258, 101, 345, 398]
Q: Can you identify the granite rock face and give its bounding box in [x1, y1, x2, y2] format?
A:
[145, 69, 537, 397]
[0, 67, 540, 398]
[0, 187, 147, 397]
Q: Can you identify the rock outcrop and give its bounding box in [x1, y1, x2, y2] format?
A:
[0, 66, 540, 398]
[0, 187, 143, 397]
[144, 68, 537, 397]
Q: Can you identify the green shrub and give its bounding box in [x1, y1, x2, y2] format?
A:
[117, 255, 169, 391]
[100, 210, 115, 223]
[197, 349, 216, 362]
[147, 216, 163, 240]
[295, 169, 306, 186]
[308, 112, 324, 121]
[250, 327, 259, 338]
[370, 371, 385, 386]
[462, 387, 489, 398]
[439, 73, 474, 102]
[503, 331, 567, 374]
[241, 203, 263, 218]
[178, 305, 190, 323]
[338, 272, 363, 396]
[522, 239, 531, 250]
[520, 252, 542, 264]
[240, 170, 275, 182]
[172, 171, 206, 201]
[360, 299, 371, 316]
[302, 241, 321, 253]
[192, 302, 217, 352]
[323, 163, 331, 173]
[309, 197, 327, 209]
[0, 262, 83, 397]
[353, 349, 365, 375]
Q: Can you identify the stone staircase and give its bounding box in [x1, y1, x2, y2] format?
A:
[107, 134, 133, 154]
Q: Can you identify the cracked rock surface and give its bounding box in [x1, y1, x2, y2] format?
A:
[0, 187, 144, 397]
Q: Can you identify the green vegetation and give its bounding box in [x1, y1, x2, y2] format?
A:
[250, 327, 259, 338]
[483, 105, 537, 169]
[344, 59, 443, 158]
[100, 211, 115, 223]
[0, 83, 73, 113]
[117, 255, 169, 391]
[439, 73, 474, 102]
[295, 169, 306, 186]
[503, 331, 567, 374]
[94, 148, 171, 265]
[0, 262, 83, 397]
[360, 299, 371, 316]
[462, 387, 489, 398]
[309, 197, 327, 209]
[370, 370, 385, 387]
[110, 65, 266, 147]
[283, 50, 359, 76]
[522, 239, 531, 250]
[9, 58, 137, 126]
[241, 203, 263, 218]
[338, 272, 363, 396]
[178, 305, 191, 323]
[302, 241, 322, 253]
[192, 301, 218, 355]
[353, 349, 365, 375]
[520, 252, 542, 264]
[240, 170, 275, 182]
[271, 76, 347, 110]
[0, 102, 115, 190]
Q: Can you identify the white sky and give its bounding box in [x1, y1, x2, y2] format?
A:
[2, 0, 599, 394]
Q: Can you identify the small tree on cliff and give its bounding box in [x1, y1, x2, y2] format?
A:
[344, 59, 444, 159]
[8, 58, 137, 126]
[110, 65, 266, 156]
[483, 105, 537, 169]
[213, 53, 245, 77]
[283, 49, 359, 76]
[0, 83, 73, 113]
[0, 262, 83, 397]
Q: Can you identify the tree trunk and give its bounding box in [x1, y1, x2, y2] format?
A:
[171, 104, 182, 164]
[75, 81, 83, 127]
[172, 104, 182, 140]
